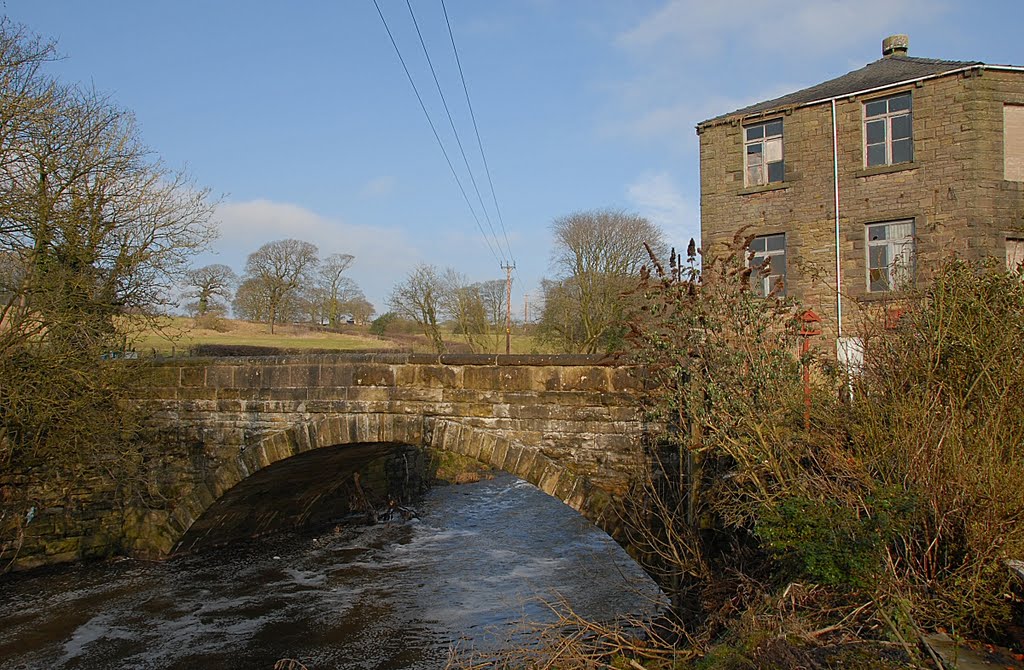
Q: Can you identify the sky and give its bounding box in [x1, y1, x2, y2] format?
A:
[6, 0, 1023, 317]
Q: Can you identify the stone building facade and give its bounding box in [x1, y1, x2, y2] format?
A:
[697, 35, 1024, 352]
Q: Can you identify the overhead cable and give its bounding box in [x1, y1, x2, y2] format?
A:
[405, 0, 507, 264]
[439, 0, 516, 266]
[371, 0, 503, 266]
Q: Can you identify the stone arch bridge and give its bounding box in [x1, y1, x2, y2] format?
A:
[99, 353, 654, 563]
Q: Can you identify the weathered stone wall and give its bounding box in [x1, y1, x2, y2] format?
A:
[7, 354, 649, 571]
[699, 67, 1024, 345]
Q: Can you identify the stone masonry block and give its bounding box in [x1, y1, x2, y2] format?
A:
[527, 453, 552, 486]
[490, 438, 510, 469]
[462, 366, 502, 391]
[180, 366, 206, 387]
[346, 387, 392, 402]
[475, 431, 497, 462]
[350, 364, 395, 387]
[390, 387, 444, 403]
[392, 414, 425, 445]
[288, 364, 320, 388]
[554, 470, 580, 503]
[514, 448, 539, 482]
[204, 366, 235, 388]
[558, 368, 610, 392]
[232, 366, 262, 388]
[502, 443, 525, 475]
[319, 363, 354, 388]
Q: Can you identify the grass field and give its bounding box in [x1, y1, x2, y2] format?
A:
[131, 317, 550, 356]
[132, 317, 388, 354]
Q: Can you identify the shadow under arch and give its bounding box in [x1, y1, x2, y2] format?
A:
[160, 413, 626, 556]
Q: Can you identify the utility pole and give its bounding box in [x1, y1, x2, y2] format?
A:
[501, 263, 515, 354]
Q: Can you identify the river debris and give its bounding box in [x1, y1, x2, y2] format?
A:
[273, 660, 309, 670]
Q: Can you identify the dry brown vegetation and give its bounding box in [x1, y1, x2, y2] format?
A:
[131, 316, 388, 354]
[449, 240, 1024, 669]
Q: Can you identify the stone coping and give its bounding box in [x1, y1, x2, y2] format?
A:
[145, 352, 632, 368]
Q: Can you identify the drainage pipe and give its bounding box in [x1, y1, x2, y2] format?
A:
[831, 99, 843, 340]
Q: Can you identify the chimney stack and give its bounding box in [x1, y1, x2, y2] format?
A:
[882, 34, 910, 58]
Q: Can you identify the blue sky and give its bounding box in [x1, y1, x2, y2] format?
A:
[7, 1, 1023, 316]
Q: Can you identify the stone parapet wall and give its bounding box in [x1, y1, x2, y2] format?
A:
[7, 354, 651, 571]
[139, 353, 645, 481]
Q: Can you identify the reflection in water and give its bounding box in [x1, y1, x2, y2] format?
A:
[0, 474, 662, 669]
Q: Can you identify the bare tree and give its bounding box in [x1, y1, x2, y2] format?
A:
[440, 270, 488, 352]
[539, 208, 666, 353]
[0, 18, 216, 352]
[536, 276, 583, 353]
[232, 276, 270, 323]
[0, 20, 216, 522]
[477, 279, 506, 348]
[1, 84, 216, 350]
[183, 264, 236, 317]
[242, 239, 319, 333]
[344, 296, 375, 325]
[387, 264, 446, 353]
[317, 252, 357, 328]
[299, 284, 329, 325]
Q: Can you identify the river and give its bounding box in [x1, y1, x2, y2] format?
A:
[0, 473, 662, 669]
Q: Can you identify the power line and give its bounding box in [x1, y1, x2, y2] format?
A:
[404, 0, 506, 264]
[440, 0, 515, 266]
[371, 0, 503, 266]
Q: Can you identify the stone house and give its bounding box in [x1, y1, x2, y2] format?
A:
[697, 35, 1024, 355]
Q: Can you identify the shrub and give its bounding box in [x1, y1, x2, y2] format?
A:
[618, 241, 1024, 658]
[849, 257, 1024, 633]
[369, 311, 396, 336]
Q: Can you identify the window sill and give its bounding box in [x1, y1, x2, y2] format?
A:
[738, 182, 789, 196]
[855, 162, 917, 178]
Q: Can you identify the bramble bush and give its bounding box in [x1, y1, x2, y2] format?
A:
[447, 240, 1024, 669]
[613, 240, 1024, 665]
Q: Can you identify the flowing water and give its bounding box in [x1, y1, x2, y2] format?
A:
[0, 474, 662, 669]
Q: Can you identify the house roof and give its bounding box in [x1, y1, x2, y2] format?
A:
[698, 55, 982, 128]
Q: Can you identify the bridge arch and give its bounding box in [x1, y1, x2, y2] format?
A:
[160, 412, 624, 556]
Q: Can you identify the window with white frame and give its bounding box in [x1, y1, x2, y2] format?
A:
[749, 233, 786, 296]
[864, 93, 913, 167]
[744, 119, 784, 187]
[1006, 105, 1024, 181]
[1008, 238, 1024, 273]
[867, 220, 915, 292]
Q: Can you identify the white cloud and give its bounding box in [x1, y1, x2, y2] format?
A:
[360, 175, 397, 198]
[204, 199, 419, 311]
[626, 172, 699, 248]
[603, 0, 947, 147]
[602, 89, 794, 147]
[618, 0, 941, 59]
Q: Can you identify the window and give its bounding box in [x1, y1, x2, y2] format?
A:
[864, 93, 913, 167]
[744, 119, 784, 186]
[1005, 104, 1024, 181]
[749, 233, 786, 296]
[867, 220, 915, 292]
[1008, 238, 1024, 272]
